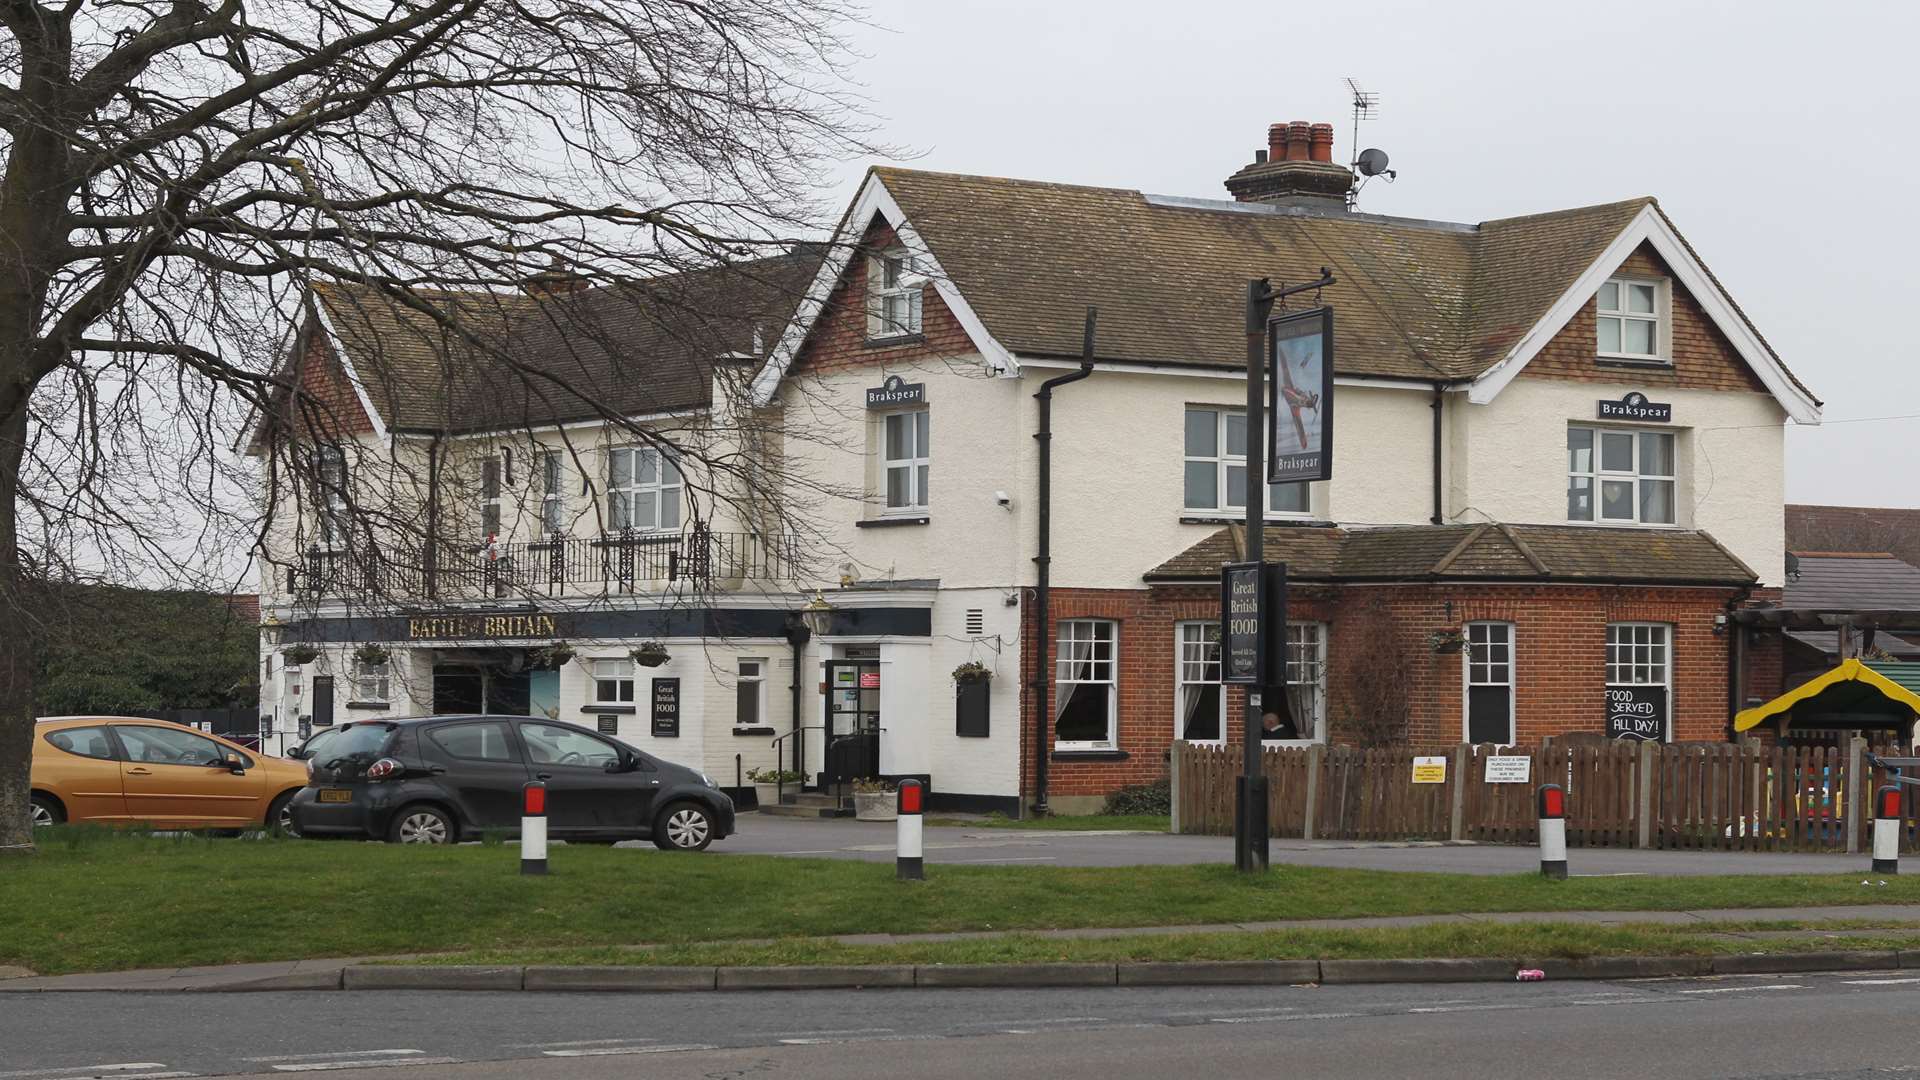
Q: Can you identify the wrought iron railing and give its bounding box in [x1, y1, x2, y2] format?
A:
[288, 526, 794, 600]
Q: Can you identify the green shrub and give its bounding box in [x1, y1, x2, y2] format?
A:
[1102, 779, 1170, 816]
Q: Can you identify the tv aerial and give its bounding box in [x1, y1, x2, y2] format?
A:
[1344, 78, 1397, 207]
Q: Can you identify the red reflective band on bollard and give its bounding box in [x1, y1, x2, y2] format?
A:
[1878, 786, 1902, 821]
[524, 782, 546, 817]
[1537, 784, 1565, 820]
[898, 779, 923, 816]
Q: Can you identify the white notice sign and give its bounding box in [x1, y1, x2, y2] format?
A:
[1484, 756, 1532, 784]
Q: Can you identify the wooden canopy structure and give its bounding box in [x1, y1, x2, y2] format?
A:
[1734, 659, 1920, 734]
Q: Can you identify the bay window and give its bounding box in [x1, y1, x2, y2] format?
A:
[1184, 407, 1308, 515]
[1568, 427, 1675, 525]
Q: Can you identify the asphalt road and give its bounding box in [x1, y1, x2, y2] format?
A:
[6, 971, 1920, 1079]
[717, 814, 1874, 875]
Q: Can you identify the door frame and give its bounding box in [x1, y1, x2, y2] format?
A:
[819, 659, 881, 789]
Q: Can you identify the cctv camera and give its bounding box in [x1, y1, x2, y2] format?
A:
[995, 490, 1012, 508]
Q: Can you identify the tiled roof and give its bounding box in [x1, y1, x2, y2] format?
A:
[1784, 552, 1920, 611]
[1146, 522, 1756, 585]
[311, 252, 820, 432]
[1788, 505, 1920, 576]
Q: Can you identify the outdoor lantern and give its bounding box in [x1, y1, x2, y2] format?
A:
[260, 614, 285, 645]
[800, 591, 834, 638]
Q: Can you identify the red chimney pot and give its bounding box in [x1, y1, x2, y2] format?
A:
[1309, 123, 1335, 164]
[1285, 120, 1312, 161]
[1267, 123, 1289, 166]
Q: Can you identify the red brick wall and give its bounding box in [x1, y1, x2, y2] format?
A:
[789, 216, 976, 377]
[1020, 581, 1745, 800]
[1520, 242, 1768, 394]
[293, 322, 376, 438]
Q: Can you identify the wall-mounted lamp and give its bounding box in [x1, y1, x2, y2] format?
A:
[799, 590, 835, 638]
[1712, 613, 1729, 637]
[260, 614, 285, 646]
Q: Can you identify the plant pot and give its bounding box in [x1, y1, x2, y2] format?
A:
[853, 791, 896, 822]
[753, 783, 782, 808]
[632, 647, 669, 667]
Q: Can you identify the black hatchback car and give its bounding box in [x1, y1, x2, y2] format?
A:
[286, 715, 735, 851]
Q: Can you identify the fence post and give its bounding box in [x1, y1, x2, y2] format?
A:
[1450, 743, 1469, 842]
[1169, 739, 1183, 835]
[1302, 743, 1324, 842]
[1636, 741, 1654, 849]
[1848, 736, 1866, 856]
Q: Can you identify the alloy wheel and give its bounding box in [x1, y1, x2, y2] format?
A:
[665, 808, 710, 849]
[29, 802, 54, 829]
[277, 802, 300, 838]
[397, 812, 450, 844]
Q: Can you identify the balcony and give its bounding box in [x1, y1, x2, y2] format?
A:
[288, 527, 794, 601]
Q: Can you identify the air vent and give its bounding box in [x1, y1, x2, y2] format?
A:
[965, 608, 985, 636]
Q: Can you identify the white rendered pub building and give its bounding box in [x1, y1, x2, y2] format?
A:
[254, 119, 1818, 814]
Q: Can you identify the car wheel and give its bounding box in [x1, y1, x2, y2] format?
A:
[653, 802, 714, 852]
[389, 805, 456, 845]
[29, 794, 63, 829]
[267, 792, 302, 838]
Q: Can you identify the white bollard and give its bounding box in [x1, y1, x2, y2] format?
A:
[522, 781, 548, 876]
[1537, 784, 1567, 880]
[1874, 785, 1901, 876]
[897, 779, 924, 881]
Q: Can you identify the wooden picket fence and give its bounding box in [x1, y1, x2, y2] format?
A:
[1171, 737, 1912, 853]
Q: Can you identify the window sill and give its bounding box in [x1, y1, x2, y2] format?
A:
[581, 705, 637, 715]
[856, 516, 930, 528]
[1595, 355, 1672, 369]
[1563, 520, 1682, 530]
[1180, 515, 1325, 527]
[732, 726, 777, 737]
[344, 701, 391, 711]
[1050, 749, 1130, 762]
[864, 333, 925, 349]
[590, 533, 678, 548]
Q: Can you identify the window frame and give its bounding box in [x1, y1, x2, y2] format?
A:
[478, 455, 503, 539]
[1596, 277, 1666, 363]
[592, 658, 635, 705]
[880, 408, 930, 514]
[606, 446, 683, 534]
[735, 657, 767, 729]
[1266, 621, 1328, 746]
[1053, 619, 1118, 750]
[866, 247, 923, 341]
[314, 444, 350, 549]
[353, 657, 391, 704]
[1606, 622, 1673, 743]
[1567, 425, 1677, 527]
[1462, 621, 1516, 746]
[1174, 620, 1225, 746]
[539, 450, 566, 538]
[1182, 406, 1310, 518]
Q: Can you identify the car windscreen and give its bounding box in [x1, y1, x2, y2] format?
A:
[310, 723, 396, 768]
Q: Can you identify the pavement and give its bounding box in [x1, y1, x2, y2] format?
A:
[7, 972, 1920, 1078]
[722, 812, 1878, 874]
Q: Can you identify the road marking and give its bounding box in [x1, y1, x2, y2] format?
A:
[270, 1053, 460, 1060]
[756, 1029, 894, 1039]
[507, 1039, 658, 1049]
[1210, 1012, 1365, 1024]
[1843, 977, 1920, 985]
[1408, 1003, 1524, 1014]
[0, 1066, 173, 1079]
[37, 1073, 194, 1080]
[541, 1045, 717, 1058]
[778, 1035, 938, 1046]
[954, 856, 1059, 863]
[245, 1052, 421, 1064]
[1674, 984, 1804, 995]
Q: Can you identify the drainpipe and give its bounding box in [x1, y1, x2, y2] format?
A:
[425, 432, 443, 598]
[1430, 383, 1444, 525]
[784, 618, 810, 777]
[1030, 307, 1097, 818]
[1724, 585, 1752, 743]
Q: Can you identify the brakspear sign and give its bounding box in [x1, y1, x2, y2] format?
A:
[406, 612, 562, 640]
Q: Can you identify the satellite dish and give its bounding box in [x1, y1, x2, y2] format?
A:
[1356, 148, 1392, 177]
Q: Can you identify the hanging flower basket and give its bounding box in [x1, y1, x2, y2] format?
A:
[531, 641, 577, 668]
[952, 661, 993, 684]
[630, 641, 670, 667]
[353, 643, 390, 666]
[283, 644, 320, 666]
[1428, 628, 1467, 655]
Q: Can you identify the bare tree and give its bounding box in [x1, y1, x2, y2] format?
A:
[0, 0, 884, 853]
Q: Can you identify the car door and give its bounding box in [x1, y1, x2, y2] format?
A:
[416, 720, 532, 829]
[35, 724, 129, 822]
[517, 721, 651, 834]
[114, 724, 267, 827]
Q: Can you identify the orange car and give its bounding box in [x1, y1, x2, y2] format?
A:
[30, 716, 310, 834]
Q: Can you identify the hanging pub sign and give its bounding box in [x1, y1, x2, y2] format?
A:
[1596, 392, 1672, 423]
[865, 374, 925, 409]
[1605, 685, 1669, 741]
[651, 677, 681, 738]
[1267, 307, 1335, 485]
[1220, 561, 1287, 685]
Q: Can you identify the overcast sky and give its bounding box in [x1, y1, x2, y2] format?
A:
[829, 0, 1917, 508]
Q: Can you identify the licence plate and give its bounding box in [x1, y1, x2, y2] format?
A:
[317, 789, 353, 804]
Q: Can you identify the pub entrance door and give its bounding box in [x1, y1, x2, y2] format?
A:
[819, 659, 881, 790]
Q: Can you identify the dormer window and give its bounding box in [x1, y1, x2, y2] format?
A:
[866, 247, 922, 342]
[1597, 278, 1663, 361]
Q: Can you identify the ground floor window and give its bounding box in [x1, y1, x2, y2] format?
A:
[736, 658, 766, 728]
[1464, 622, 1515, 744]
[1055, 619, 1117, 749]
[1176, 621, 1223, 743]
[593, 658, 635, 705]
[354, 658, 391, 703]
[1606, 622, 1671, 742]
[1261, 622, 1326, 742]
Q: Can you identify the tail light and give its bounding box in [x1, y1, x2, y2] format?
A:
[366, 757, 404, 781]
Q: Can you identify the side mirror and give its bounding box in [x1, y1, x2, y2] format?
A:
[286, 746, 307, 760]
[610, 752, 637, 773]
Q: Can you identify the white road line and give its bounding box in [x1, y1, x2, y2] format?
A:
[1210, 1012, 1365, 1024]
[541, 1045, 717, 1058]
[244, 1052, 421, 1064]
[271, 1059, 460, 1073]
[1163, 1006, 1300, 1018]
[951, 856, 1058, 863]
[1843, 977, 1920, 985]
[0, 1066, 173, 1079]
[38, 1073, 193, 1080]
[506, 1039, 656, 1049]
[755, 1029, 894, 1039]
[1408, 1003, 1523, 1014]
[778, 1035, 938, 1046]
[1674, 984, 1805, 995]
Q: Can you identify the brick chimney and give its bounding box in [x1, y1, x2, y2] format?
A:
[1226, 120, 1354, 206]
[522, 254, 591, 297]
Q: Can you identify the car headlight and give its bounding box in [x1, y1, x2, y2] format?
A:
[700, 773, 718, 788]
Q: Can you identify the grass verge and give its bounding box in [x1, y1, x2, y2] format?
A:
[406, 920, 1920, 968]
[924, 813, 1169, 832]
[6, 828, 1920, 975]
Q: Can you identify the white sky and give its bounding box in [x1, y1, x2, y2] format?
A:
[830, 0, 1920, 507]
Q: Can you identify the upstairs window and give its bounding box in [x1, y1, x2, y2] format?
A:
[1183, 407, 1308, 516]
[608, 447, 681, 533]
[1597, 278, 1661, 360]
[314, 445, 349, 547]
[539, 451, 566, 537]
[866, 248, 922, 341]
[479, 456, 503, 539]
[1568, 427, 1675, 525]
[883, 409, 929, 512]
